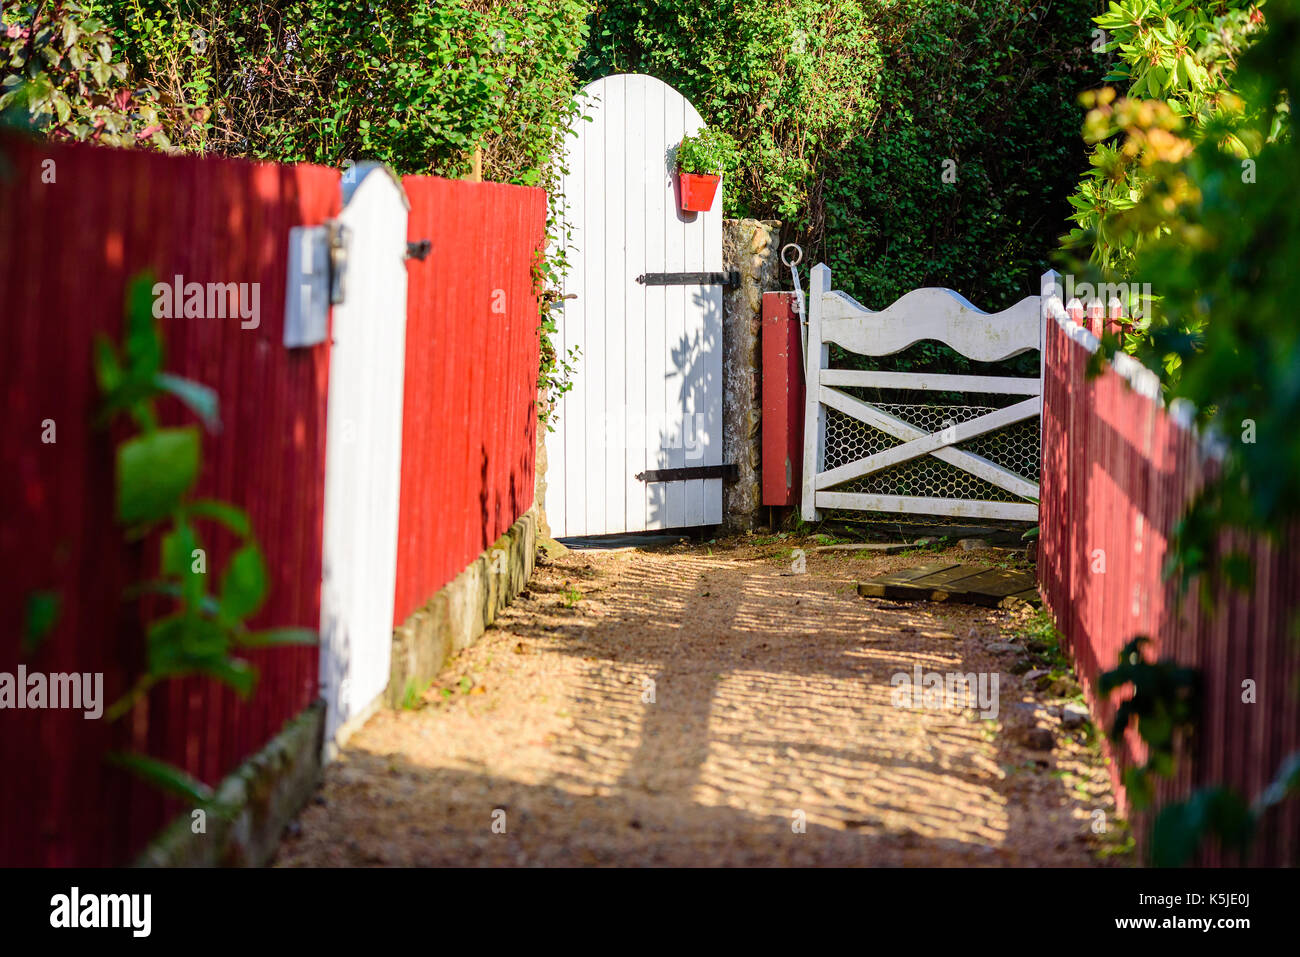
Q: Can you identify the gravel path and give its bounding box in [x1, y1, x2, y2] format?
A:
[276, 539, 1121, 866]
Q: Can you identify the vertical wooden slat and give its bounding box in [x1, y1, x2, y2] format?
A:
[644, 76, 669, 530]
[624, 75, 648, 532]
[663, 88, 687, 529]
[602, 75, 626, 534]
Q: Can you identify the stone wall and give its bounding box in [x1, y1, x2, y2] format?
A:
[388, 504, 539, 707]
[136, 702, 325, 867]
[722, 219, 781, 531]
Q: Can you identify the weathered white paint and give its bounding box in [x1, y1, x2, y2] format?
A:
[800, 264, 830, 522]
[816, 491, 1039, 522]
[545, 74, 723, 537]
[319, 164, 409, 758]
[820, 286, 1043, 362]
[819, 369, 1041, 395]
[801, 264, 1051, 522]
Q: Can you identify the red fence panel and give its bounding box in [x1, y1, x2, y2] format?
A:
[1038, 308, 1300, 864]
[0, 135, 337, 865]
[761, 292, 805, 507]
[393, 176, 547, 625]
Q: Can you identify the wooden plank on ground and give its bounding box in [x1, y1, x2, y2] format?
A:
[943, 567, 1034, 598]
[1007, 587, 1042, 605]
[857, 561, 961, 598]
[857, 562, 1037, 606]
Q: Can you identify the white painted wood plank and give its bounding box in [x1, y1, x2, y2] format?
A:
[623, 75, 648, 533]
[584, 82, 608, 536]
[1040, 270, 1058, 386]
[562, 84, 591, 536]
[816, 491, 1039, 522]
[819, 368, 1041, 395]
[644, 76, 670, 530]
[682, 97, 706, 528]
[604, 74, 627, 534]
[320, 167, 408, 755]
[663, 86, 687, 529]
[821, 287, 1041, 362]
[543, 136, 569, 537]
[801, 264, 831, 521]
[701, 126, 724, 525]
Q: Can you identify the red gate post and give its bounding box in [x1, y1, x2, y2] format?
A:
[761, 292, 804, 508]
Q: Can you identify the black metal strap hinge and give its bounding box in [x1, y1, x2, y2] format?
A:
[636, 464, 738, 483]
[636, 271, 740, 287]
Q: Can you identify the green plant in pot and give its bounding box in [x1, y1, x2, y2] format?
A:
[675, 127, 737, 212]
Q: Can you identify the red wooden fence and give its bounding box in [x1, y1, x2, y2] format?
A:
[0, 135, 337, 866]
[392, 176, 547, 625]
[1039, 302, 1300, 865]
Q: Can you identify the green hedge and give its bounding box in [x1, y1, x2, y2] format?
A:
[96, 0, 590, 185]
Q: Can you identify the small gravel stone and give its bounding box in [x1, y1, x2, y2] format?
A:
[1061, 703, 1091, 729]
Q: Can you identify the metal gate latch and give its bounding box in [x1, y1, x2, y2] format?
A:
[284, 218, 351, 348]
[328, 219, 350, 305]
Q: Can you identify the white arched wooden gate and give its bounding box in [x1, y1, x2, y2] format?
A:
[545, 74, 724, 538]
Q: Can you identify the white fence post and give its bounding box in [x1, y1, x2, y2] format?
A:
[319, 164, 410, 760]
[1040, 269, 1060, 387]
[801, 263, 830, 522]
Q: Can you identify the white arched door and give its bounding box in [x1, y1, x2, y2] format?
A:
[545, 74, 724, 538]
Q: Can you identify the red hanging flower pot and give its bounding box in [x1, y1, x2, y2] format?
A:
[678, 172, 720, 212]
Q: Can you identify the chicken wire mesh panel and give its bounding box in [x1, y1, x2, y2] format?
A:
[821, 402, 1040, 504]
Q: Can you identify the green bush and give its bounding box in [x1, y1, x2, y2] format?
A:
[1063, 0, 1265, 278]
[96, 0, 590, 185]
[675, 126, 738, 176]
[825, 0, 1100, 312]
[1, 1, 186, 148]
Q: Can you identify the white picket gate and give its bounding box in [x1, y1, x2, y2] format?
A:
[801, 266, 1056, 524]
[318, 165, 410, 757]
[544, 74, 724, 537]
